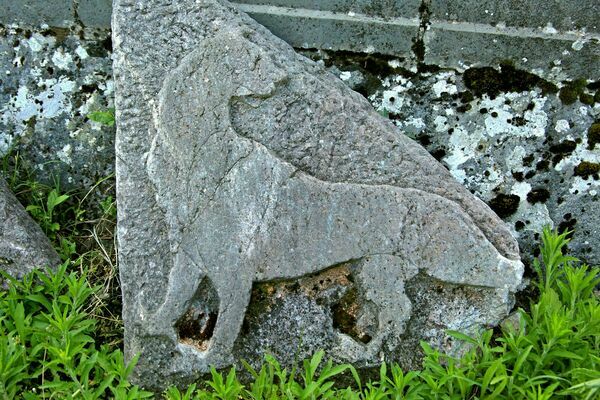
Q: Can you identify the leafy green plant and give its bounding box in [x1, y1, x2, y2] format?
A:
[165, 352, 358, 400]
[20, 181, 87, 261]
[25, 188, 70, 237]
[0, 264, 151, 399]
[2, 150, 123, 346]
[88, 108, 116, 127]
[100, 195, 117, 219]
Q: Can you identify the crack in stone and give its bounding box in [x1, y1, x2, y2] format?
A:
[185, 146, 256, 229]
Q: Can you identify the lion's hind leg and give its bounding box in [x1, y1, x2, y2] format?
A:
[333, 254, 418, 361]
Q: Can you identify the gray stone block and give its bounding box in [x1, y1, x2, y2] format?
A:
[429, 0, 599, 32]
[424, 22, 600, 81]
[242, 6, 418, 55]
[0, 178, 60, 281]
[0, 0, 74, 27]
[233, 0, 420, 18]
[233, 1, 600, 81]
[78, 0, 113, 28]
[114, 0, 523, 390]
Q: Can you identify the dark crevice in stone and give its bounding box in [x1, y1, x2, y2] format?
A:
[331, 287, 372, 344]
[307, 48, 413, 98]
[321, 49, 410, 77]
[412, 0, 431, 70]
[177, 309, 217, 350]
[72, 0, 85, 32]
[175, 278, 219, 351]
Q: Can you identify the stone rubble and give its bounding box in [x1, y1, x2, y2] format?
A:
[0, 177, 60, 281]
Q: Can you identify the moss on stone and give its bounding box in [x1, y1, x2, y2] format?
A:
[574, 161, 600, 179]
[331, 287, 372, 344]
[559, 86, 579, 105]
[488, 194, 520, 219]
[587, 122, 600, 149]
[463, 63, 557, 98]
[319, 49, 412, 98]
[559, 79, 587, 105]
[527, 188, 550, 204]
[579, 93, 595, 106]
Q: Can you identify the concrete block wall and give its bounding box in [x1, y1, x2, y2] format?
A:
[233, 1, 599, 81]
[0, 0, 112, 28]
[1, 0, 598, 78]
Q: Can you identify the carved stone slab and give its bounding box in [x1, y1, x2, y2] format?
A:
[0, 178, 60, 280]
[113, 0, 523, 390]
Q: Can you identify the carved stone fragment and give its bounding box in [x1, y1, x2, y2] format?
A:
[113, 0, 523, 390]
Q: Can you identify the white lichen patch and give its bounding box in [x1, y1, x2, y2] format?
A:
[1, 23, 115, 189]
[402, 117, 426, 130]
[443, 125, 484, 183]
[571, 37, 589, 51]
[512, 201, 554, 235]
[12, 86, 38, 122]
[554, 140, 600, 172]
[0, 132, 13, 156]
[387, 59, 401, 69]
[328, 54, 600, 263]
[479, 93, 548, 138]
[554, 119, 570, 133]
[511, 181, 532, 200]
[25, 33, 54, 53]
[465, 162, 504, 196]
[431, 72, 458, 98]
[542, 23, 558, 35]
[5, 72, 79, 131]
[75, 45, 89, 60]
[26, 36, 43, 52]
[29, 67, 43, 79]
[433, 115, 448, 132]
[507, 181, 554, 235]
[569, 177, 600, 195]
[339, 71, 351, 81]
[506, 146, 527, 171]
[56, 144, 73, 164]
[379, 86, 409, 114]
[51, 48, 73, 70]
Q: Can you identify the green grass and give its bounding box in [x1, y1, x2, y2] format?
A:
[0, 265, 150, 399]
[0, 152, 598, 398]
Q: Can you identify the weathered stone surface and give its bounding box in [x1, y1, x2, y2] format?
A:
[0, 178, 60, 280]
[113, 0, 523, 390]
[0, 24, 114, 192]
